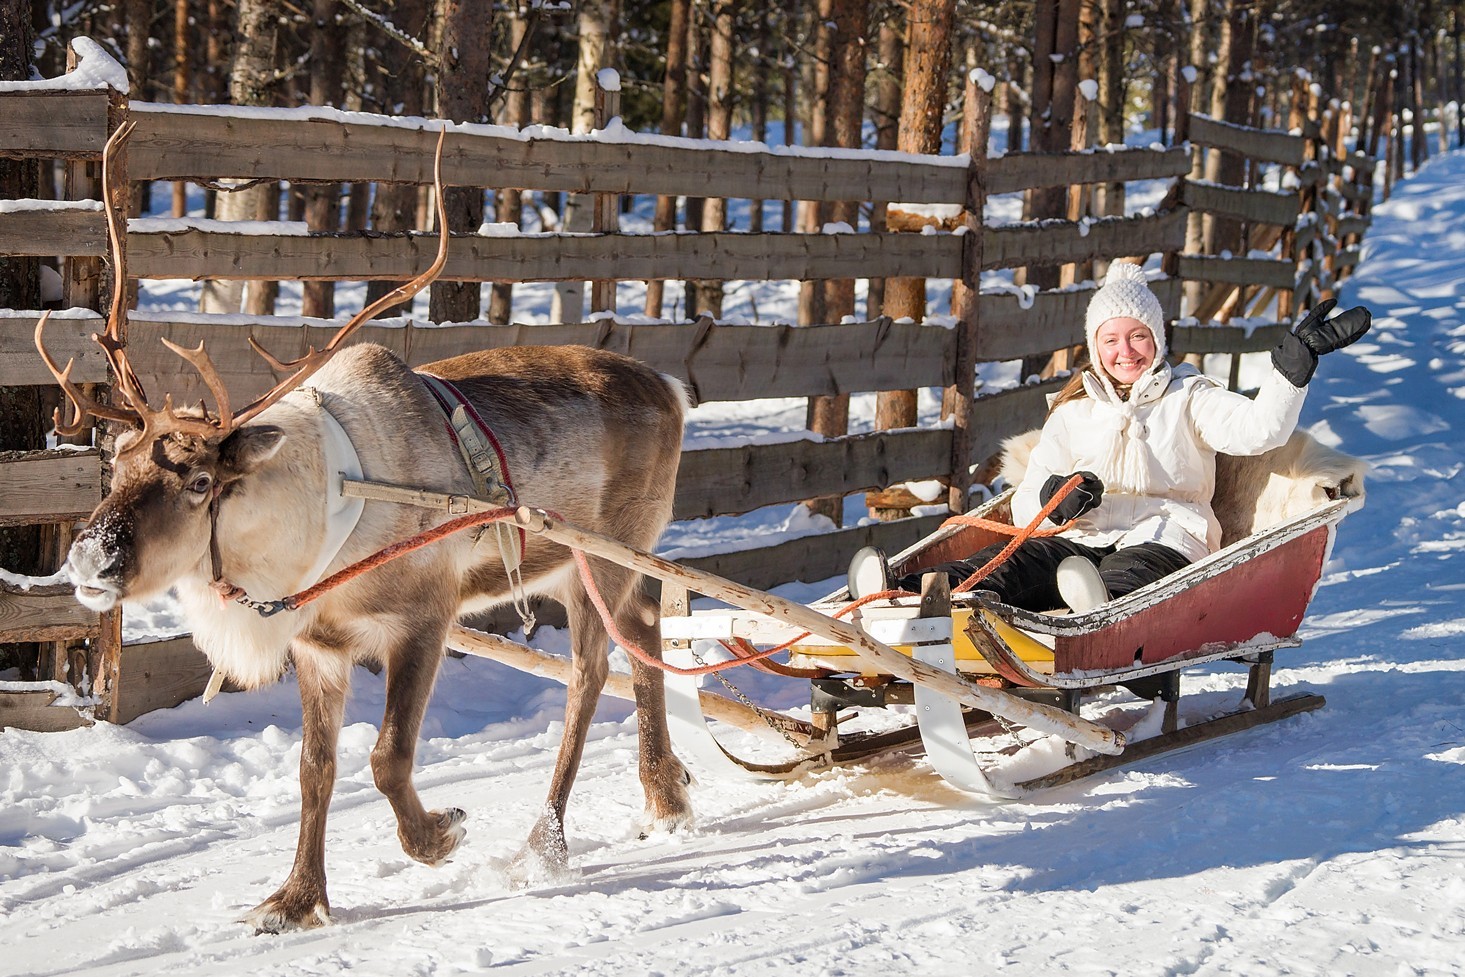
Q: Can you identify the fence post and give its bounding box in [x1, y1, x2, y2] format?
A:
[943, 70, 993, 515]
[89, 89, 130, 723]
[590, 71, 621, 316]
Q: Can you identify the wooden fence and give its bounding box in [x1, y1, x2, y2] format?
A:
[0, 46, 1373, 727]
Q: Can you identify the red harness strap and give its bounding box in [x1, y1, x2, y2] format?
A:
[417, 372, 527, 556]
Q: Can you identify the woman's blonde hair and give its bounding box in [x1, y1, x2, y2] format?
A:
[1047, 353, 1096, 417]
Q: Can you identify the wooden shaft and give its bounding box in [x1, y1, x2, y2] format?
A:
[445, 626, 813, 743]
[512, 507, 1126, 755]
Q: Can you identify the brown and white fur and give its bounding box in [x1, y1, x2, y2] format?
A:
[66, 342, 695, 932]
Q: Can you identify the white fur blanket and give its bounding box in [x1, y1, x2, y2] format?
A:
[998, 428, 1366, 548]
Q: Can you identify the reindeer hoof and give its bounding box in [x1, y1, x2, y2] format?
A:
[402, 807, 467, 867]
[242, 891, 331, 935]
[504, 817, 571, 889]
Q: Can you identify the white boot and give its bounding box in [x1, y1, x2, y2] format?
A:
[1056, 555, 1109, 613]
[846, 546, 889, 599]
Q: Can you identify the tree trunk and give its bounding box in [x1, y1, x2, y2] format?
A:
[124, 0, 152, 216]
[873, 0, 955, 442]
[1017, 0, 1078, 378]
[431, 0, 495, 324]
[171, 0, 191, 217]
[804, 0, 869, 526]
[0, 0, 42, 675]
[796, 0, 834, 330]
[748, 9, 772, 235]
[1206, 0, 1255, 256]
[866, 11, 903, 318]
[1152, 0, 1177, 142]
[644, 0, 690, 318]
[694, 0, 736, 319]
[201, 0, 280, 315]
[364, 0, 429, 318]
[302, 0, 345, 319]
[1408, 26, 1428, 170]
[490, 7, 534, 324]
[553, 0, 615, 323]
[1094, 0, 1126, 218]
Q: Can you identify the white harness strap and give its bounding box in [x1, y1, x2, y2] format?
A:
[299, 385, 367, 589]
[203, 386, 365, 704]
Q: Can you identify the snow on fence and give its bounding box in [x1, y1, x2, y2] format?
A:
[0, 46, 1375, 729]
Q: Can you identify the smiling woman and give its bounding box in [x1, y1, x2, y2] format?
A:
[893, 261, 1373, 615]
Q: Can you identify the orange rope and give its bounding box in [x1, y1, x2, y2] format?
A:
[277, 506, 520, 611]
[234, 477, 1087, 678]
[943, 473, 1084, 593]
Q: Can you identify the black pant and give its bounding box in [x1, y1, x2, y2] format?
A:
[896, 537, 1191, 612]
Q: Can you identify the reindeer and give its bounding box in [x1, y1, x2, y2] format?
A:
[39, 124, 693, 932]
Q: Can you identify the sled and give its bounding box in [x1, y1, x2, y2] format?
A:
[651, 432, 1367, 797]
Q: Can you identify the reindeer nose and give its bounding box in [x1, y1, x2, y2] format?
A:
[68, 533, 118, 584]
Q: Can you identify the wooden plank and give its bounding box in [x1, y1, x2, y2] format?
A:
[1181, 182, 1300, 226]
[0, 590, 99, 643]
[986, 145, 1190, 195]
[113, 635, 215, 725]
[974, 277, 1184, 361]
[0, 448, 102, 525]
[124, 227, 964, 283]
[0, 311, 108, 386]
[128, 103, 970, 206]
[1334, 246, 1361, 272]
[408, 317, 957, 402]
[1171, 322, 1288, 355]
[984, 210, 1188, 271]
[674, 428, 953, 520]
[964, 379, 1064, 467]
[678, 514, 949, 591]
[1334, 215, 1370, 237]
[1188, 115, 1308, 166]
[0, 90, 111, 157]
[120, 315, 957, 407]
[0, 204, 107, 258]
[0, 688, 92, 732]
[1177, 254, 1297, 289]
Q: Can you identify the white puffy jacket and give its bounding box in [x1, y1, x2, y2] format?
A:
[1011, 362, 1306, 562]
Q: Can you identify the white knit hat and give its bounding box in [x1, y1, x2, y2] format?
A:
[1084, 262, 1166, 363]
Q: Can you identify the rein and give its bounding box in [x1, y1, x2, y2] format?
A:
[213, 478, 1086, 677]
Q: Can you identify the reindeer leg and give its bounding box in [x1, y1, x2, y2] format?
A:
[507, 576, 611, 885]
[371, 623, 466, 866]
[617, 586, 694, 836]
[244, 648, 350, 934]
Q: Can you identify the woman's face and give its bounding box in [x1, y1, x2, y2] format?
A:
[1094, 317, 1157, 386]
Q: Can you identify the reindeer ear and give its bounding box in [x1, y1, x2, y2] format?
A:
[219, 425, 286, 479]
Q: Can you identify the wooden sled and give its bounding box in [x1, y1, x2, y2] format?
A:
[656, 430, 1367, 797]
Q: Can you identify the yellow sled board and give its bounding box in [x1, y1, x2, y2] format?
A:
[660, 600, 1057, 675]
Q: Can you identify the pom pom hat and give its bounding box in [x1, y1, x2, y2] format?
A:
[1084, 262, 1166, 363]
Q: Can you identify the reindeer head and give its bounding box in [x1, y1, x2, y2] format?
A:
[44, 124, 450, 611]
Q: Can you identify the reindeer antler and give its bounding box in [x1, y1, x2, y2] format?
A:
[35, 122, 453, 445]
[231, 126, 452, 429]
[35, 120, 154, 438]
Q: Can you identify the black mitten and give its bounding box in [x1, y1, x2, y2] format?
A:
[1295, 299, 1372, 355]
[1040, 471, 1104, 524]
[1272, 299, 1373, 387]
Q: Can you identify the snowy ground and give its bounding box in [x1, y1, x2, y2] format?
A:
[6, 144, 1465, 975]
